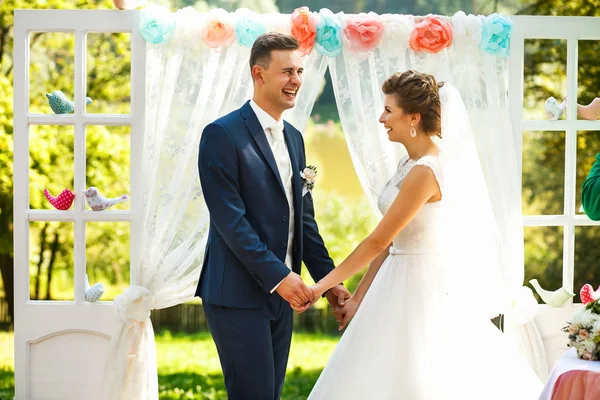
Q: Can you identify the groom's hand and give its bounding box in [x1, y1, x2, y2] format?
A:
[325, 284, 351, 309]
[276, 272, 313, 310]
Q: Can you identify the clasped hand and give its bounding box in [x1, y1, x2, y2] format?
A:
[276, 273, 351, 318]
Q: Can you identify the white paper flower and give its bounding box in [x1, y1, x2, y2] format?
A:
[451, 11, 483, 52]
[379, 14, 413, 56]
[173, 7, 205, 46]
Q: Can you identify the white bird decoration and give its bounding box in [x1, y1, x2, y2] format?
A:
[529, 279, 575, 307]
[85, 273, 105, 303]
[83, 187, 129, 211]
[544, 96, 566, 120]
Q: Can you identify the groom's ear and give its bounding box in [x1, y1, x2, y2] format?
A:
[252, 65, 264, 85]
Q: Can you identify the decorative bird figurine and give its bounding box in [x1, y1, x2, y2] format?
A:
[113, 0, 148, 9]
[46, 90, 92, 114]
[580, 284, 600, 304]
[83, 187, 129, 211]
[44, 188, 75, 210]
[84, 273, 104, 303]
[544, 96, 566, 120]
[529, 279, 575, 307]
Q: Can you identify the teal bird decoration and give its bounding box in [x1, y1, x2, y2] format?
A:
[46, 90, 92, 114]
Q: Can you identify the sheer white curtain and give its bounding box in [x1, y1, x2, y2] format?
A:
[103, 7, 328, 399]
[329, 12, 547, 378]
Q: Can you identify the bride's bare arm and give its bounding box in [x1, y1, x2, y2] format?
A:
[311, 165, 440, 297]
[351, 245, 390, 304]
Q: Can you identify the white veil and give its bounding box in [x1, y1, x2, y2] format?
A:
[437, 83, 505, 318]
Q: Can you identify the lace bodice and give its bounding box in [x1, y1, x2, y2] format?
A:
[377, 155, 445, 254]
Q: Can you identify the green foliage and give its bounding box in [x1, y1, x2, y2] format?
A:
[0, 76, 13, 257]
[309, 191, 378, 293]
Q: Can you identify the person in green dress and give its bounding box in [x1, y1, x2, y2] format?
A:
[583, 152, 600, 221]
[580, 98, 600, 220]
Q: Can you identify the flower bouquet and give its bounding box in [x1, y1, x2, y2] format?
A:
[562, 298, 600, 361]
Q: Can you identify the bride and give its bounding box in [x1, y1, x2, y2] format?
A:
[306, 70, 543, 399]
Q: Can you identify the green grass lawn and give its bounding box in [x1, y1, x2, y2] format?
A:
[0, 330, 338, 399]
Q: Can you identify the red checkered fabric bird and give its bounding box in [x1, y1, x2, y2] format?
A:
[44, 188, 75, 210]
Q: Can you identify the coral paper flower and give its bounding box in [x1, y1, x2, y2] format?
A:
[342, 12, 385, 55]
[315, 8, 343, 57]
[234, 9, 266, 48]
[479, 13, 513, 57]
[202, 9, 235, 50]
[409, 16, 453, 54]
[291, 7, 316, 56]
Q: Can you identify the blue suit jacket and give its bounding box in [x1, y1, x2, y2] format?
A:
[196, 101, 335, 309]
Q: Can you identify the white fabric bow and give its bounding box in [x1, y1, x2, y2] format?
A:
[113, 285, 154, 325]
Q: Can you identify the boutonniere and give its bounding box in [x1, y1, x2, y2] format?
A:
[301, 165, 317, 196]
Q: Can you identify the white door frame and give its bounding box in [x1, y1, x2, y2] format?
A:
[509, 15, 600, 372]
[13, 10, 145, 399]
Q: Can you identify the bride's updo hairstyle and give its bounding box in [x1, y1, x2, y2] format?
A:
[382, 70, 444, 138]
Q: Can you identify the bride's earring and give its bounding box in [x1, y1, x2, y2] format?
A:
[410, 123, 417, 137]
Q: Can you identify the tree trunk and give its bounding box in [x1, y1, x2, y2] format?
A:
[34, 223, 48, 300]
[44, 231, 60, 300]
[0, 26, 8, 71]
[0, 254, 14, 327]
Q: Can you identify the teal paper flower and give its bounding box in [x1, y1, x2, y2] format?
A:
[139, 5, 176, 45]
[315, 9, 343, 57]
[234, 11, 266, 48]
[479, 13, 512, 57]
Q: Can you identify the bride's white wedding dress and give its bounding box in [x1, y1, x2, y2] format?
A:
[308, 155, 543, 400]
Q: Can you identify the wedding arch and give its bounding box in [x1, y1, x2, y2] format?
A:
[12, 7, 600, 399]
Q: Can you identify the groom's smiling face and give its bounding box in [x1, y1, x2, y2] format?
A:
[255, 49, 303, 114]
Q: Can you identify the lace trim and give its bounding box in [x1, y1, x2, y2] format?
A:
[414, 155, 443, 197]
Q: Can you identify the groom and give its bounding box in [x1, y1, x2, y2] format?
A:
[196, 32, 350, 400]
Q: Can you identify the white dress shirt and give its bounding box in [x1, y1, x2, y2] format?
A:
[249, 100, 295, 293]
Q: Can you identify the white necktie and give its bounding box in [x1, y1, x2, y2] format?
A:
[269, 120, 284, 142]
[269, 121, 290, 183]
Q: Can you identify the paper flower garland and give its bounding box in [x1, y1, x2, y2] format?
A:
[291, 6, 317, 56]
[234, 9, 266, 48]
[139, 4, 176, 45]
[139, 7, 513, 59]
[342, 12, 385, 56]
[479, 13, 513, 57]
[201, 9, 235, 50]
[409, 16, 453, 54]
[314, 8, 343, 57]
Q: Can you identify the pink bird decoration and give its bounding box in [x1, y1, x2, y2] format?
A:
[44, 188, 75, 210]
[83, 187, 129, 211]
[580, 284, 600, 304]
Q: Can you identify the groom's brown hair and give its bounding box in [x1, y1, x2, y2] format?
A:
[249, 33, 299, 78]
